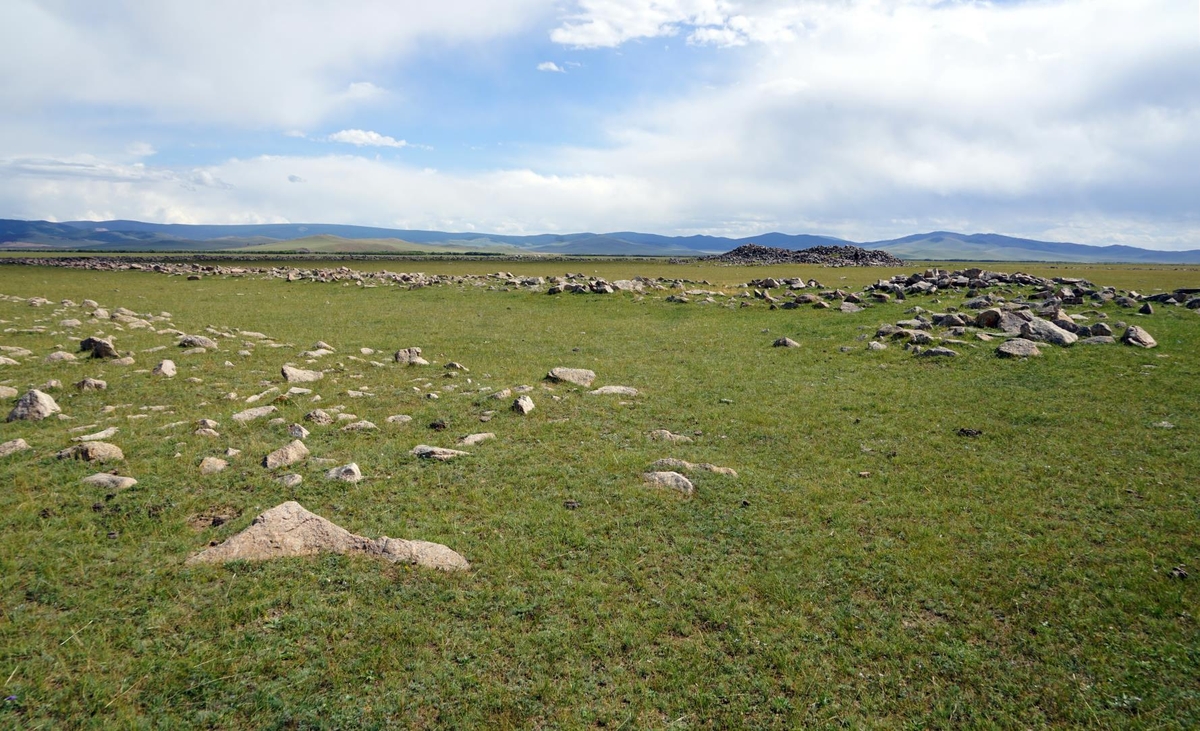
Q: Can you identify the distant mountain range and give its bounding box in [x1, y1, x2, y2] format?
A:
[1, 218, 1198, 263]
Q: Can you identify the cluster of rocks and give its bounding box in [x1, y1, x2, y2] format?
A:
[704, 243, 904, 267]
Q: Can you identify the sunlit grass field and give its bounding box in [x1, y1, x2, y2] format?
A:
[1, 260, 1197, 728]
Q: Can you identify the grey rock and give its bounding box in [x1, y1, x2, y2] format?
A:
[232, 405, 278, 423]
[75, 377, 107, 391]
[919, 346, 959, 357]
[262, 440, 310, 469]
[6, 389, 61, 421]
[152, 359, 177, 377]
[277, 473, 303, 488]
[458, 432, 495, 447]
[649, 429, 692, 444]
[589, 386, 639, 396]
[57, 441, 124, 463]
[1020, 318, 1078, 346]
[773, 337, 800, 348]
[81, 473, 137, 490]
[512, 395, 535, 414]
[547, 367, 596, 387]
[325, 463, 363, 482]
[179, 334, 219, 350]
[1121, 325, 1157, 348]
[304, 409, 333, 425]
[996, 338, 1041, 358]
[281, 365, 323, 383]
[642, 471, 695, 495]
[411, 444, 470, 461]
[0, 438, 31, 458]
[1079, 335, 1116, 345]
[199, 457, 228, 475]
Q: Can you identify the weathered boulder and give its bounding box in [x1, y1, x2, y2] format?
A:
[281, 365, 323, 383]
[304, 408, 334, 425]
[546, 367, 596, 387]
[81, 473, 137, 490]
[411, 444, 470, 461]
[394, 347, 429, 365]
[325, 463, 363, 482]
[458, 432, 495, 447]
[75, 377, 107, 391]
[649, 429, 693, 444]
[0, 438, 31, 458]
[6, 390, 61, 421]
[199, 457, 228, 475]
[72, 427, 118, 442]
[1121, 325, 1157, 348]
[153, 359, 177, 377]
[185, 501, 469, 571]
[179, 334, 219, 350]
[232, 405, 277, 423]
[642, 471, 695, 495]
[996, 339, 1041, 358]
[1079, 335, 1116, 345]
[773, 337, 800, 348]
[648, 458, 738, 478]
[287, 423, 310, 440]
[79, 337, 119, 359]
[1020, 318, 1078, 346]
[918, 346, 959, 358]
[263, 440, 309, 469]
[589, 386, 639, 396]
[341, 420, 377, 432]
[44, 351, 76, 363]
[57, 441, 124, 463]
[512, 395, 535, 414]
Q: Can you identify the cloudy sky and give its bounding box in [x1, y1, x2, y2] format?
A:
[1, 0, 1197, 247]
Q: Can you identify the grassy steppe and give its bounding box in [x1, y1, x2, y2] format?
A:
[0, 262, 1198, 729]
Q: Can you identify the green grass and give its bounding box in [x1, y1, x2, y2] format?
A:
[0, 262, 1198, 728]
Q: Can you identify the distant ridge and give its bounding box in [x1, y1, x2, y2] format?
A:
[0, 218, 1197, 263]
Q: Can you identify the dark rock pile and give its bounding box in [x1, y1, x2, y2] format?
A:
[704, 243, 904, 267]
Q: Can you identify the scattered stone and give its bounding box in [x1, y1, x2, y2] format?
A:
[546, 367, 596, 387]
[185, 501, 469, 571]
[341, 420, 377, 432]
[512, 395, 535, 414]
[0, 438, 31, 458]
[81, 473, 137, 490]
[918, 346, 958, 358]
[225, 447, 241, 457]
[153, 359, 177, 377]
[179, 334, 219, 350]
[194, 428, 220, 438]
[325, 463, 363, 482]
[79, 336, 119, 359]
[262, 440, 309, 469]
[1121, 326, 1157, 348]
[1151, 421, 1175, 429]
[199, 457, 228, 475]
[394, 347, 429, 365]
[0, 386, 18, 399]
[458, 432, 495, 447]
[304, 408, 333, 425]
[490, 388, 513, 400]
[445, 361, 469, 371]
[1079, 335, 1116, 345]
[44, 351, 77, 363]
[57, 441, 124, 463]
[277, 473, 303, 488]
[72, 427, 118, 442]
[589, 385, 639, 396]
[232, 405, 278, 423]
[287, 423, 310, 439]
[649, 429, 693, 444]
[411, 444, 470, 461]
[996, 339, 1041, 358]
[773, 337, 800, 348]
[6, 389, 61, 421]
[1020, 318, 1078, 346]
[112, 356, 136, 366]
[642, 471, 695, 495]
[282, 365, 323, 383]
[1138, 302, 1154, 315]
[867, 340, 887, 351]
[386, 414, 413, 424]
[957, 428, 983, 437]
[39, 379, 63, 391]
[648, 458, 738, 477]
[75, 377, 107, 391]
[563, 500, 581, 510]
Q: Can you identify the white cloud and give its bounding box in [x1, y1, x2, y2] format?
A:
[0, 0, 554, 128]
[328, 129, 410, 149]
[551, 0, 803, 48]
[288, 174, 306, 183]
[537, 61, 566, 72]
[126, 142, 156, 157]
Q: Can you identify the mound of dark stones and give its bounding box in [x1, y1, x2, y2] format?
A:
[705, 243, 904, 267]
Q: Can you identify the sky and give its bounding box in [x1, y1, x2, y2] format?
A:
[0, 0, 1197, 248]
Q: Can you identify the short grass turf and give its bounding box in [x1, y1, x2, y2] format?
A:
[0, 262, 1198, 729]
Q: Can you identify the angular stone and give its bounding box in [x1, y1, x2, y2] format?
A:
[394, 347, 429, 365]
[546, 367, 596, 387]
[996, 338, 1041, 358]
[1079, 335, 1116, 345]
[341, 420, 377, 432]
[385, 414, 413, 424]
[199, 457, 228, 475]
[281, 365, 323, 383]
[458, 432, 495, 447]
[262, 440, 309, 469]
[277, 473, 303, 488]
[153, 359, 177, 377]
[1121, 326, 1157, 348]
[1020, 318, 1078, 346]
[179, 334, 219, 350]
[0, 438, 31, 458]
[512, 395, 535, 414]
[57, 441, 124, 463]
[649, 429, 692, 443]
[232, 405, 277, 423]
[287, 423, 310, 439]
[79, 336, 119, 359]
[75, 377, 107, 391]
[773, 337, 800, 348]
[72, 426, 118, 442]
[6, 390, 61, 421]
[411, 444, 470, 461]
[918, 346, 959, 357]
[185, 501, 469, 571]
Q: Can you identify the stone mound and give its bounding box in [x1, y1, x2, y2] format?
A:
[705, 243, 903, 267]
[186, 501, 469, 571]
